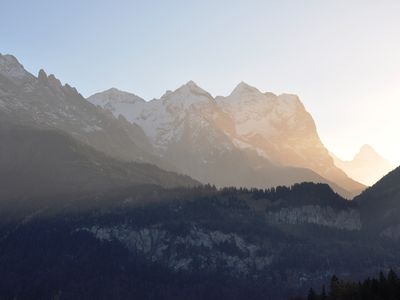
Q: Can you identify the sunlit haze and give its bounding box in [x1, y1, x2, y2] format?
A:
[1, 0, 399, 165]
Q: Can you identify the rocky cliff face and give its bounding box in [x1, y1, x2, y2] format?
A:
[0, 125, 199, 201]
[266, 205, 361, 230]
[82, 224, 274, 276]
[71, 184, 363, 279]
[81, 203, 361, 277]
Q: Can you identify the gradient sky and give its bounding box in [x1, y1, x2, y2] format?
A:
[1, 0, 399, 165]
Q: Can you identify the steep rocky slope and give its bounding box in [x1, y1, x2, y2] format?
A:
[0, 124, 198, 204]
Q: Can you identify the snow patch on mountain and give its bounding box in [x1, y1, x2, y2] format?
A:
[216, 83, 305, 140]
[89, 81, 218, 150]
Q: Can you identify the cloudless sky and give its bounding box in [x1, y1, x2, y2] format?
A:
[1, 0, 400, 165]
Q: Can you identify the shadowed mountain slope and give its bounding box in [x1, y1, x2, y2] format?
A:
[355, 165, 400, 234]
[0, 124, 198, 204]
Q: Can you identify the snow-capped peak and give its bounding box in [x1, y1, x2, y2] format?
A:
[185, 80, 199, 89]
[89, 88, 145, 107]
[160, 80, 215, 108]
[0, 53, 31, 80]
[230, 81, 261, 97]
[177, 80, 212, 97]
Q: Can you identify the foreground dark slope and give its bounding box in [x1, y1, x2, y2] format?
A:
[355, 166, 400, 235]
[0, 183, 397, 300]
[0, 124, 198, 205]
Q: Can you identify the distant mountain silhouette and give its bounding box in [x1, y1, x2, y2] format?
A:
[331, 145, 394, 186]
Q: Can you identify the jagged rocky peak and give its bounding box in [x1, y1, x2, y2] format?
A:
[216, 82, 267, 108]
[48, 73, 59, 82]
[225, 82, 304, 110]
[38, 69, 48, 82]
[219, 83, 305, 115]
[219, 82, 287, 109]
[179, 80, 212, 96]
[47, 73, 63, 87]
[185, 80, 199, 89]
[37, 69, 70, 92]
[160, 80, 215, 107]
[0, 53, 31, 80]
[37, 70, 60, 85]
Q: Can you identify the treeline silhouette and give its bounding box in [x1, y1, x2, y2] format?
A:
[292, 270, 400, 300]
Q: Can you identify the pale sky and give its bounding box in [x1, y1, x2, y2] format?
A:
[1, 0, 399, 165]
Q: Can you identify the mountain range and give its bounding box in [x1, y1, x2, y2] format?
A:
[0, 54, 197, 203]
[89, 81, 365, 197]
[2, 53, 396, 199]
[0, 54, 169, 169]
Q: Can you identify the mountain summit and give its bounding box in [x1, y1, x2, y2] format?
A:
[331, 145, 394, 186]
[229, 81, 262, 97]
[357, 144, 386, 162]
[160, 81, 215, 107]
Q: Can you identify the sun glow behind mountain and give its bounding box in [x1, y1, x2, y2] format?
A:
[331, 145, 394, 186]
